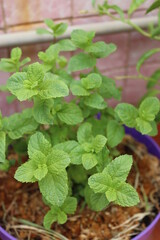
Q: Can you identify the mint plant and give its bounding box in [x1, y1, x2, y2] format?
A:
[116, 97, 160, 135]
[88, 155, 138, 206]
[0, 19, 160, 230]
[0, 47, 30, 72]
[37, 19, 68, 38]
[96, 0, 160, 100]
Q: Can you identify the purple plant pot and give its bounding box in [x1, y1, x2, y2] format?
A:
[125, 127, 160, 240]
[0, 127, 160, 240]
[0, 227, 16, 240]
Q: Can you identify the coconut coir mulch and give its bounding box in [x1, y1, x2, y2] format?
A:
[0, 135, 160, 240]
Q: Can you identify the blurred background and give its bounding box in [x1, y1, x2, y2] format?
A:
[0, 0, 159, 115]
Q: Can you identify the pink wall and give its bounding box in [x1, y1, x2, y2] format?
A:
[0, 0, 159, 115]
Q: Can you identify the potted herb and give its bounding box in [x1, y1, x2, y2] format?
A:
[0, 18, 160, 240]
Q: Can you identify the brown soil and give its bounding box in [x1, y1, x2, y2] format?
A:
[0, 135, 160, 240]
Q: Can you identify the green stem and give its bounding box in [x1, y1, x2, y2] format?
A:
[102, 10, 160, 41]
[115, 75, 152, 81]
[126, 20, 149, 37]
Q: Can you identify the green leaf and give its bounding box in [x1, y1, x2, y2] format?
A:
[69, 165, 87, 183]
[3, 109, 38, 139]
[57, 103, 83, 125]
[96, 148, 110, 172]
[14, 161, 37, 183]
[146, 0, 160, 13]
[88, 172, 112, 193]
[37, 28, 52, 35]
[28, 132, 52, 159]
[44, 208, 62, 227]
[44, 18, 55, 29]
[136, 117, 152, 134]
[0, 61, 16, 72]
[71, 29, 95, 49]
[53, 140, 82, 164]
[105, 188, 117, 202]
[39, 171, 68, 206]
[81, 73, 102, 89]
[139, 97, 160, 121]
[61, 197, 77, 214]
[58, 39, 76, 51]
[99, 76, 121, 100]
[7, 72, 38, 101]
[84, 186, 109, 211]
[58, 56, 67, 69]
[44, 197, 77, 228]
[33, 98, 54, 124]
[47, 149, 70, 174]
[115, 103, 138, 127]
[128, 0, 146, 15]
[115, 182, 139, 206]
[84, 93, 107, 109]
[82, 142, 93, 152]
[147, 121, 158, 136]
[0, 131, 6, 163]
[82, 153, 98, 170]
[53, 140, 78, 153]
[68, 53, 96, 72]
[136, 48, 160, 73]
[92, 135, 107, 153]
[70, 81, 90, 96]
[107, 120, 125, 148]
[69, 144, 84, 164]
[43, 210, 57, 229]
[11, 47, 22, 61]
[38, 45, 59, 68]
[54, 23, 68, 37]
[104, 155, 133, 182]
[34, 164, 48, 181]
[31, 151, 47, 166]
[77, 122, 93, 144]
[57, 211, 67, 224]
[40, 79, 69, 99]
[20, 57, 31, 67]
[27, 62, 44, 83]
[85, 42, 117, 58]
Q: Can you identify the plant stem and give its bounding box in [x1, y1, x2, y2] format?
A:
[102, 10, 160, 41]
[115, 75, 152, 81]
